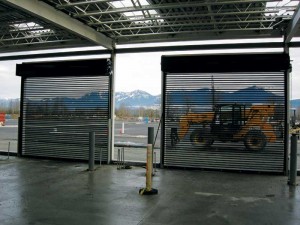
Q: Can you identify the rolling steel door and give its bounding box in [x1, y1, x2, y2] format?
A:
[161, 54, 290, 173]
[17, 59, 111, 162]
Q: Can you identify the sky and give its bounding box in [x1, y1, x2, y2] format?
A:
[0, 40, 299, 99]
[115, 47, 300, 98]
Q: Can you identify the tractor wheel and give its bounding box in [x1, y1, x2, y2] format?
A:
[244, 130, 267, 151]
[190, 129, 214, 147]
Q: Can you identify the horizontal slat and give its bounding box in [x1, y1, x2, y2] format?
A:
[22, 75, 110, 162]
[163, 72, 286, 173]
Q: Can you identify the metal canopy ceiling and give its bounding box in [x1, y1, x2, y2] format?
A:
[0, 1, 93, 52]
[0, 0, 300, 52]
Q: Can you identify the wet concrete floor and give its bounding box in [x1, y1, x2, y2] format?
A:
[0, 156, 300, 225]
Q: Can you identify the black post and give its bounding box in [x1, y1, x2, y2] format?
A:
[288, 134, 298, 186]
[17, 117, 22, 157]
[148, 127, 154, 167]
[89, 131, 95, 171]
[18, 76, 25, 157]
[148, 127, 154, 145]
[284, 68, 290, 175]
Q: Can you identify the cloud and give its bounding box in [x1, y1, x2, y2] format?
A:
[115, 52, 162, 95]
[0, 61, 20, 98]
[291, 48, 300, 100]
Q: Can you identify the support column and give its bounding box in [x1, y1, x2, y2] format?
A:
[284, 41, 290, 175]
[109, 45, 116, 164]
[160, 72, 166, 168]
[18, 76, 25, 157]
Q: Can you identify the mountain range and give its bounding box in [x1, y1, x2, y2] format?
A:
[115, 90, 160, 108]
[1, 88, 300, 110]
[166, 86, 284, 106]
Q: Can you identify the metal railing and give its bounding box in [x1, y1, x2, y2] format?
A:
[114, 143, 160, 170]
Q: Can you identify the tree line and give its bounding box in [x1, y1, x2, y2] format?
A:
[115, 104, 161, 120]
[0, 99, 20, 114]
[0, 100, 162, 120]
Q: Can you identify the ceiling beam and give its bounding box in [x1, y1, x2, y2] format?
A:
[285, 3, 300, 43]
[2, 41, 300, 61]
[88, 9, 281, 25]
[115, 27, 273, 38]
[0, 40, 94, 54]
[73, 0, 283, 17]
[3, 0, 113, 49]
[56, 0, 120, 9]
[97, 19, 275, 32]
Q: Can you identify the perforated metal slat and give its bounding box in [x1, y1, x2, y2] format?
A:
[163, 72, 285, 172]
[22, 75, 110, 162]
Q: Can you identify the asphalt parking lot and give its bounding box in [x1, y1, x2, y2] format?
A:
[0, 119, 299, 170]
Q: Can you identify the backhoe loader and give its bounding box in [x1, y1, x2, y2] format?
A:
[171, 104, 282, 151]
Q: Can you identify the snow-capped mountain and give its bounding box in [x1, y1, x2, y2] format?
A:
[2, 88, 300, 111]
[115, 90, 161, 108]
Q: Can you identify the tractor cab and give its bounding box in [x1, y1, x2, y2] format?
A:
[211, 104, 246, 141]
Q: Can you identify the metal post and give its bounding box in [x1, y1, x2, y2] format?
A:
[117, 148, 124, 170]
[139, 144, 158, 195]
[108, 119, 112, 164]
[148, 127, 154, 174]
[89, 131, 95, 171]
[120, 148, 123, 169]
[139, 127, 158, 195]
[284, 68, 291, 175]
[154, 151, 157, 173]
[7, 141, 10, 159]
[146, 144, 153, 191]
[110, 48, 116, 165]
[17, 116, 22, 157]
[148, 127, 154, 145]
[99, 148, 102, 166]
[117, 148, 120, 170]
[124, 147, 126, 168]
[121, 147, 123, 168]
[288, 134, 298, 186]
[121, 122, 125, 134]
[160, 71, 166, 169]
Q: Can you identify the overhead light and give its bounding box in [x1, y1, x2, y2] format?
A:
[10, 22, 53, 35]
[109, 0, 164, 24]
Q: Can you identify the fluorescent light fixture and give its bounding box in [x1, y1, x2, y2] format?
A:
[109, 0, 164, 24]
[11, 22, 53, 35]
[266, 0, 299, 16]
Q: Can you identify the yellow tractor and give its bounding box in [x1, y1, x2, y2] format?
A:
[171, 104, 282, 151]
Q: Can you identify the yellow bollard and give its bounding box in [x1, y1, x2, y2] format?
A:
[139, 144, 158, 195]
[146, 144, 152, 191]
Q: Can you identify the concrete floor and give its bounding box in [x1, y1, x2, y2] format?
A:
[0, 157, 300, 225]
